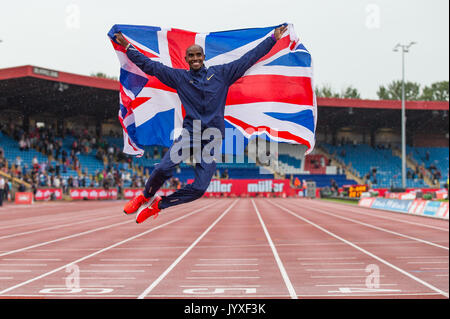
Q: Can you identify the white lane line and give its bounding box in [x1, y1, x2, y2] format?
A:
[89, 264, 153, 267]
[407, 261, 448, 264]
[0, 277, 14, 280]
[44, 284, 126, 288]
[396, 256, 448, 259]
[186, 277, 260, 279]
[0, 206, 119, 231]
[251, 199, 298, 299]
[191, 269, 259, 272]
[421, 268, 448, 270]
[0, 264, 47, 267]
[137, 199, 239, 299]
[2, 258, 61, 261]
[199, 258, 258, 261]
[300, 262, 364, 265]
[0, 292, 442, 298]
[0, 200, 218, 296]
[314, 201, 449, 232]
[306, 269, 366, 272]
[311, 275, 386, 278]
[82, 270, 144, 273]
[0, 215, 117, 240]
[179, 285, 262, 287]
[301, 204, 449, 250]
[316, 283, 398, 287]
[73, 277, 136, 280]
[0, 220, 133, 257]
[297, 257, 357, 260]
[0, 270, 31, 273]
[270, 200, 449, 298]
[100, 259, 159, 261]
[194, 264, 258, 266]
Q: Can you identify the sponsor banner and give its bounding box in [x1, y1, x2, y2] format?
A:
[15, 192, 34, 205]
[408, 200, 428, 216]
[374, 188, 442, 198]
[358, 197, 376, 208]
[70, 188, 118, 200]
[123, 188, 175, 199]
[186, 179, 293, 197]
[35, 188, 63, 201]
[435, 189, 448, 200]
[371, 198, 413, 213]
[360, 197, 448, 220]
[408, 200, 449, 219]
[384, 192, 416, 200]
[422, 201, 441, 217]
[436, 202, 449, 219]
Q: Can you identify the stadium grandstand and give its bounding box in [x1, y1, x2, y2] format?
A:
[0, 65, 448, 201]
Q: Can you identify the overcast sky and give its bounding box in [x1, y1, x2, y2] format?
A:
[1, 0, 448, 99]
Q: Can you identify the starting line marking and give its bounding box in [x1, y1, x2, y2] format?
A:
[39, 287, 114, 294]
[182, 287, 257, 294]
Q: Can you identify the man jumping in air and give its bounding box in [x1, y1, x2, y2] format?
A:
[114, 24, 287, 224]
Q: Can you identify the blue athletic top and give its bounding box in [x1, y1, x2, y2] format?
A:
[126, 36, 276, 137]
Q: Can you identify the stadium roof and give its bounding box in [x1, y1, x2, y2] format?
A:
[0, 65, 119, 120]
[0, 65, 118, 90]
[319, 97, 448, 111]
[0, 65, 448, 121]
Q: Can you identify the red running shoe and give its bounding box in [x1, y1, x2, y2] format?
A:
[123, 192, 149, 215]
[136, 195, 162, 224]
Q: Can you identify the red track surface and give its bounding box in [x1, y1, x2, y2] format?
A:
[0, 198, 448, 299]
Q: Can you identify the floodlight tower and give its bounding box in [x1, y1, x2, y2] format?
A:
[393, 41, 417, 189]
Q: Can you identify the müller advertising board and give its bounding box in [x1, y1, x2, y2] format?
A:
[35, 188, 63, 201]
[125, 180, 293, 199]
[69, 188, 118, 200]
[187, 179, 293, 196]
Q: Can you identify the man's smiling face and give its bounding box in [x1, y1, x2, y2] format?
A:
[185, 45, 205, 71]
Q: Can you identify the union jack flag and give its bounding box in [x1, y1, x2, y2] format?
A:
[107, 23, 316, 157]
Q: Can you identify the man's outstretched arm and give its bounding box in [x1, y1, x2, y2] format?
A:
[114, 32, 181, 89]
[223, 25, 288, 85]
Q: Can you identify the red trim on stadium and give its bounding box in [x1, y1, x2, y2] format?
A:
[316, 97, 449, 111]
[0, 65, 119, 91]
[0, 65, 448, 110]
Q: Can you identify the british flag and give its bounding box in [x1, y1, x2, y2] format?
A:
[107, 23, 316, 157]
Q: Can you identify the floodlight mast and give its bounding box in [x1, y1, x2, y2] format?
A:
[393, 42, 417, 189]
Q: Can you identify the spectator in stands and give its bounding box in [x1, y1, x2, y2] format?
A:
[221, 169, 229, 180]
[330, 178, 338, 195]
[19, 136, 27, 151]
[53, 175, 61, 188]
[0, 176, 5, 206]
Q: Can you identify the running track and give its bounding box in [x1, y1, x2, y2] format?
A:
[0, 198, 448, 299]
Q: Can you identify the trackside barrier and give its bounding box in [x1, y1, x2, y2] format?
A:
[14, 192, 34, 205]
[358, 197, 449, 220]
[35, 188, 63, 201]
